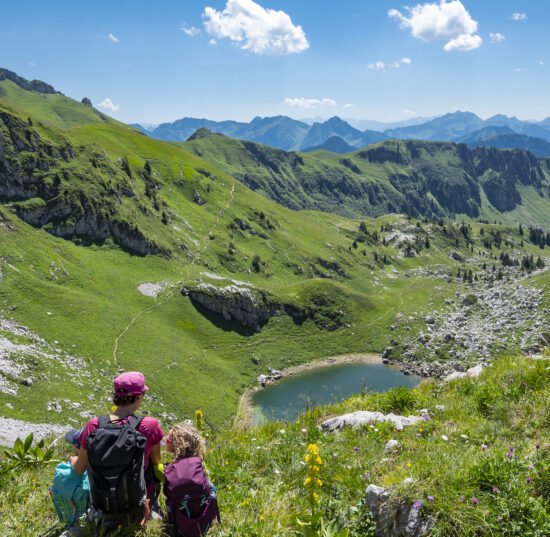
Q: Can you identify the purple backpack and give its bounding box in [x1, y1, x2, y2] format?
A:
[164, 457, 220, 537]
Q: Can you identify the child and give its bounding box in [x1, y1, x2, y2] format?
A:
[163, 423, 220, 537]
[50, 429, 90, 534]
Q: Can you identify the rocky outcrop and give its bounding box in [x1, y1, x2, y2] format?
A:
[0, 417, 70, 448]
[183, 283, 283, 330]
[0, 106, 164, 256]
[0, 68, 61, 95]
[365, 485, 433, 537]
[321, 411, 421, 433]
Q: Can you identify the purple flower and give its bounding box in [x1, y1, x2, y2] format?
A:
[527, 477, 533, 483]
[354, 446, 359, 452]
[506, 452, 514, 459]
[413, 500, 423, 510]
[522, 382, 527, 387]
[536, 443, 541, 450]
[427, 495, 434, 501]
[529, 465, 534, 470]
[492, 487, 500, 493]
[481, 444, 487, 450]
[365, 474, 370, 481]
[509, 446, 515, 452]
[510, 377, 514, 383]
[472, 498, 479, 505]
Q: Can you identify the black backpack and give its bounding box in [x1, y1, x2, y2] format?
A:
[86, 414, 148, 525]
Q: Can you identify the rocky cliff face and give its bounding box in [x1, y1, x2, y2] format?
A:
[0, 106, 163, 256]
[183, 283, 283, 331]
[0, 68, 61, 95]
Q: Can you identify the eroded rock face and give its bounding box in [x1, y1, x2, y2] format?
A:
[365, 485, 433, 537]
[0, 107, 163, 256]
[183, 283, 282, 330]
[321, 411, 421, 433]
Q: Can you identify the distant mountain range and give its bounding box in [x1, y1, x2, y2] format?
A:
[135, 110, 550, 156]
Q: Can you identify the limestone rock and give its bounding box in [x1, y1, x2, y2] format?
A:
[384, 439, 401, 452]
[321, 411, 421, 433]
[365, 484, 433, 537]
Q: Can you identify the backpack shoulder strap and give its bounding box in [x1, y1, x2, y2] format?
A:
[126, 414, 144, 430]
[97, 415, 111, 429]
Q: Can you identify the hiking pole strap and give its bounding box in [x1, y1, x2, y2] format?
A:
[37, 521, 59, 537]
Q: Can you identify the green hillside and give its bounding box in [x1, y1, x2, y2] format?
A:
[181, 132, 550, 228]
[1, 76, 550, 433]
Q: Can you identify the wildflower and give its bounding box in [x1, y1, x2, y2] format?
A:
[506, 452, 514, 459]
[509, 446, 515, 452]
[529, 465, 534, 470]
[413, 500, 423, 510]
[510, 378, 514, 383]
[522, 382, 527, 387]
[365, 474, 370, 480]
[354, 446, 359, 452]
[304, 444, 323, 513]
[536, 443, 541, 450]
[111, 406, 117, 412]
[493, 487, 500, 493]
[195, 409, 204, 430]
[481, 444, 487, 450]
[472, 498, 479, 505]
[427, 495, 434, 501]
[527, 477, 533, 483]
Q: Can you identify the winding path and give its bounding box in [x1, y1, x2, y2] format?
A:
[112, 181, 236, 370]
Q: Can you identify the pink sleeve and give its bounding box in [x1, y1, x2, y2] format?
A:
[79, 417, 99, 450]
[140, 417, 164, 445]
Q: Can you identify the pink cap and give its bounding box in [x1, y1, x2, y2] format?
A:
[113, 371, 149, 396]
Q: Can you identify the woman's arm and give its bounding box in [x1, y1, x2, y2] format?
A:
[150, 443, 161, 466]
[71, 447, 88, 475]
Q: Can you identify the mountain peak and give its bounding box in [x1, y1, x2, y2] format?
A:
[186, 127, 215, 141]
[0, 67, 61, 95]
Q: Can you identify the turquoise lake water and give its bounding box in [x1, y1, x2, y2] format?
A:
[251, 362, 421, 425]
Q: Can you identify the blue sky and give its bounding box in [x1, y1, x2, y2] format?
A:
[1, 0, 549, 124]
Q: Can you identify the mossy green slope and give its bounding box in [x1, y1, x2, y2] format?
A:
[182, 132, 550, 227]
[1, 80, 550, 430]
[4, 352, 550, 537]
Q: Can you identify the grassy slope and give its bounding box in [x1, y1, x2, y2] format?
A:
[182, 134, 550, 228]
[4, 352, 550, 537]
[0, 79, 127, 130]
[1, 81, 549, 429]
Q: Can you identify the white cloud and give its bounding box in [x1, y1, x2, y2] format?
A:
[402, 109, 418, 116]
[539, 61, 545, 66]
[107, 33, 119, 43]
[389, 0, 482, 51]
[489, 32, 505, 44]
[368, 58, 412, 70]
[97, 98, 120, 112]
[283, 97, 336, 109]
[515, 67, 526, 72]
[203, 0, 309, 56]
[342, 103, 355, 109]
[444, 33, 482, 51]
[511, 12, 527, 21]
[181, 26, 201, 37]
[209, 38, 217, 45]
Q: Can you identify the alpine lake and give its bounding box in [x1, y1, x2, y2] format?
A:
[251, 361, 421, 425]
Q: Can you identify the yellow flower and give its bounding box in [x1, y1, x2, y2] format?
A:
[111, 406, 117, 412]
[407, 463, 411, 468]
[195, 409, 204, 429]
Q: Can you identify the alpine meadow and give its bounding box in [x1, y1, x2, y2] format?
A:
[2, 1, 550, 536]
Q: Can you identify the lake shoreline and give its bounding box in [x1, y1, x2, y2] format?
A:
[234, 353, 383, 428]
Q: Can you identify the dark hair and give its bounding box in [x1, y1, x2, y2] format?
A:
[113, 393, 140, 406]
